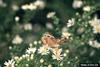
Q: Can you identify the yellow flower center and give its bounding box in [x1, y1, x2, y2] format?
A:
[8, 64, 12, 67]
[96, 27, 100, 32]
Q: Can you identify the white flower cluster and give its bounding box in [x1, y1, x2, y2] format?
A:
[5, 41, 70, 67]
[23, 23, 32, 31]
[38, 45, 65, 60]
[12, 35, 23, 44]
[21, 0, 45, 10]
[89, 17, 100, 33]
[72, 0, 83, 9]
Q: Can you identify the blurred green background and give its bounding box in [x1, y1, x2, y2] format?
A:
[0, 0, 100, 66]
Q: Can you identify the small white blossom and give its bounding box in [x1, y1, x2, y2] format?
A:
[28, 3, 37, 10]
[24, 23, 32, 31]
[29, 43, 33, 47]
[23, 54, 30, 58]
[62, 32, 71, 39]
[89, 40, 100, 48]
[38, 45, 50, 55]
[46, 22, 53, 29]
[19, 57, 23, 61]
[93, 25, 100, 33]
[22, 54, 26, 58]
[25, 64, 29, 67]
[52, 48, 63, 60]
[67, 61, 70, 64]
[9, 46, 12, 50]
[62, 27, 68, 32]
[72, 0, 83, 9]
[15, 16, 20, 22]
[83, 6, 91, 12]
[12, 4, 19, 11]
[60, 63, 63, 66]
[14, 56, 19, 60]
[67, 18, 75, 27]
[38, 40, 42, 44]
[12, 35, 23, 44]
[33, 41, 38, 45]
[47, 12, 55, 18]
[89, 17, 100, 33]
[63, 53, 67, 57]
[21, 4, 29, 10]
[34, 0, 45, 9]
[30, 54, 34, 60]
[4, 59, 15, 67]
[26, 47, 36, 54]
[48, 64, 52, 67]
[66, 49, 69, 53]
[40, 59, 44, 63]
[21, 4, 37, 10]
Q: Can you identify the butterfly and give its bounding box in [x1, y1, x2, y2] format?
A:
[41, 32, 65, 48]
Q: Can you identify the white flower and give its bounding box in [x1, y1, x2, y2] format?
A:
[62, 32, 71, 39]
[14, 56, 19, 60]
[93, 25, 100, 33]
[46, 22, 53, 29]
[30, 54, 34, 60]
[28, 3, 37, 10]
[21, 4, 37, 10]
[67, 18, 75, 27]
[83, 6, 91, 12]
[38, 40, 42, 44]
[65, 49, 69, 53]
[47, 12, 56, 18]
[12, 4, 19, 11]
[48, 64, 52, 67]
[12, 35, 23, 44]
[63, 53, 67, 57]
[62, 27, 68, 32]
[52, 48, 63, 60]
[40, 59, 44, 63]
[24, 23, 32, 31]
[89, 40, 100, 48]
[67, 61, 70, 64]
[4, 59, 15, 67]
[34, 0, 45, 9]
[33, 41, 38, 45]
[25, 64, 29, 67]
[29, 43, 33, 47]
[72, 0, 83, 9]
[89, 16, 100, 27]
[89, 17, 100, 33]
[26, 47, 36, 54]
[38, 45, 50, 55]
[21, 4, 29, 10]
[15, 16, 20, 22]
